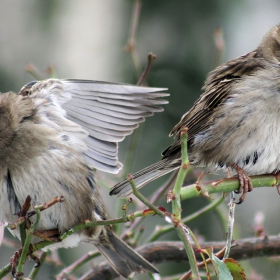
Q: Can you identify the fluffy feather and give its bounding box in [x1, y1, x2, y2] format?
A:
[0, 79, 168, 278]
[110, 24, 280, 202]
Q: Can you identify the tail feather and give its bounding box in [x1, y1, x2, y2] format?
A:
[110, 159, 180, 197]
[95, 231, 158, 278]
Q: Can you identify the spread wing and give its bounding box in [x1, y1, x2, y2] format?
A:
[19, 79, 169, 173]
[162, 50, 266, 158]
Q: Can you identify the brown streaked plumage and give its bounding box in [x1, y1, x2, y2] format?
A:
[0, 79, 169, 278]
[111, 24, 280, 204]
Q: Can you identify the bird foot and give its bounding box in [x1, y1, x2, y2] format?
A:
[231, 163, 253, 204]
[33, 228, 60, 242]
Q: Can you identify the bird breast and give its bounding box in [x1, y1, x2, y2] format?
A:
[191, 67, 280, 175]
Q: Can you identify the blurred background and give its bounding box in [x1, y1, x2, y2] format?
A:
[1, 0, 280, 279]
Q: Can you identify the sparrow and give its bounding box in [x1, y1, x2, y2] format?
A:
[110, 24, 280, 204]
[0, 78, 169, 278]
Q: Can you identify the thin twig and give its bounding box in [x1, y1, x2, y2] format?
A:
[213, 27, 225, 67]
[223, 192, 236, 259]
[147, 195, 224, 242]
[120, 171, 177, 240]
[19, 195, 31, 247]
[137, 53, 157, 85]
[182, 226, 210, 280]
[25, 64, 45, 80]
[176, 225, 201, 280]
[150, 170, 178, 205]
[129, 174, 166, 219]
[125, 0, 142, 78]
[56, 251, 100, 280]
[27, 196, 65, 218]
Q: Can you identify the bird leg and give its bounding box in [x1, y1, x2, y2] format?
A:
[17, 196, 61, 242]
[33, 228, 60, 242]
[24, 218, 60, 242]
[230, 163, 253, 204]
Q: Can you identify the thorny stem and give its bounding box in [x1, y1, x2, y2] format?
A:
[6, 217, 26, 231]
[128, 175, 166, 219]
[185, 226, 210, 279]
[0, 206, 164, 279]
[176, 224, 200, 280]
[147, 195, 224, 242]
[171, 127, 189, 223]
[1, 173, 279, 279]
[0, 264, 12, 279]
[171, 127, 200, 279]
[120, 170, 177, 240]
[16, 206, 41, 278]
[180, 247, 227, 280]
[180, 174, 280, 201]
[32, 207, 163, 252]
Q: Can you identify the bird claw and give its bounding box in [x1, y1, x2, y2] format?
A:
[231, 163, 253, 204]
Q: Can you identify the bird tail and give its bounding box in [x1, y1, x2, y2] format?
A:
[110, 158, 180, 197]
[95, 231, 158, 278]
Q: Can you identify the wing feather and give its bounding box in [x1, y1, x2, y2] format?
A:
[23, 79, 169, 173]
[164, 50, 266, 159]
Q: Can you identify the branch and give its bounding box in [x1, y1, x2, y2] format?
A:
[137, 53, 157, 85]
[82, 235, 280, 279]
[125, 0, 142, 78]
[180, 174, 280, 201]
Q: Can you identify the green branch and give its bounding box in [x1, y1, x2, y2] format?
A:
[170, 127, 201, 279]
[171, 127, 189, 223]
[129, 175, 166, 219]
[180, 174, 279, 201]
[148, 195, 224, 242]
[16, 206, 41, 278]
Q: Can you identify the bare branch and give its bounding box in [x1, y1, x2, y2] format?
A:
[82, 235, 280, 279]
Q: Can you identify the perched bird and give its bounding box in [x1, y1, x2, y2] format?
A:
[110, 24, 280, 204]
[0, 79, 169, 278]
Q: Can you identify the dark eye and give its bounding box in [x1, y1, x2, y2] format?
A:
[20, 89, 30, 96]
[18, 80, 37, 96]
